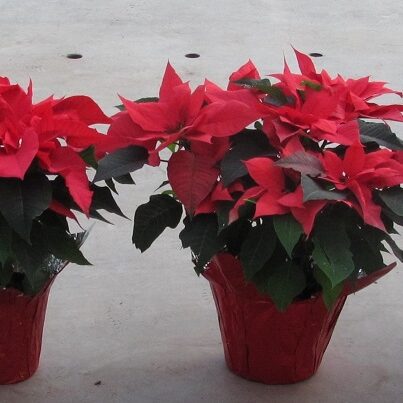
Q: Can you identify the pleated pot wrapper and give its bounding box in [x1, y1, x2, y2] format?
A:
[204, 253, 396, 385]
[0, 280, 54, 384]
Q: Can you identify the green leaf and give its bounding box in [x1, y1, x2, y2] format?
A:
[80, 145, 98, 168]
[301, 80, 322, 90]
[220, 130, 274, 186]
[234, 78, 290, 105]
[114, 173, 135, 184]
[233, 78, 290, 106]
[155, 180, 170, 191]
[378, 187, 403, 216]
[167, 143, 177, 153]
[265, 262, 306, 311]
[350, 238, 384, 274]
[116, 97, 159, 110]
[105, 178, 118, 194]
[135, 97, 159, 103]
[273, 214, 303, 258]
[275, 152, 324, 176]
[90, 185, 127, 218]
[12, 237, 50, 294]
[219, 216, 250, 256]
[314, 267, 343, 309]
[263, 88, 291, 107]
[23, 266, 51, 295]
[179, 214, 224, 273]
[312, 218, 355, 287]
[133, 194, 183, 252]
[348, 224, 386, 274]
[359, 120, 403, 150]
[89, 210, 112, 224]
[216, 202, 231, 232]
[382, 233, 403, 262]
[301, 175, 348, 202]
[0, 216, 12, 266]
[94, 146, 148, 182]
[41, 226, 91, 265]
[239, 219, 277, 279]
[254, 121, 263, 130]
[234, 78, 272, 92]
[0, 264, 13, 288]
[40, 208, 69, 232]
[0, 175, 52, 241]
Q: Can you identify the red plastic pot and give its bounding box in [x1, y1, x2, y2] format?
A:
[204, 253, 396, 384]
[0, 280, 54, 384]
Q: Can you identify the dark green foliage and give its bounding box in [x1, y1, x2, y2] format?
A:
[135, 97, 159, 104]
[359, 120, 403, 150]
[314, 268, 343, 309]
[179, 215, 224, 274]
[0, 216, 12, 266]
[264, 262, 306, 311]
[94, 146, 148, 182]
[312, 217, 355, 287]
[133, 194, 183, 252]
[239, 219, 277, 279]
[0, 174, 96, 295]
[0, 174, 51, 241]
[114, 173, 135, 184]
[301, 176, 347, 202]
[378, 187, 403, 217]
[234, 78, 290, 106]
[273, 214, 303, 258]
[39, 225, 90, 266]
[90, 185, 127, 218]
[220, 130, 275, 186]
[80, 145, 98, 168]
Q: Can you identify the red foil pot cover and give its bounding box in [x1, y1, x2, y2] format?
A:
[0, 281, 53, 384]
[204, 253, 396, 385]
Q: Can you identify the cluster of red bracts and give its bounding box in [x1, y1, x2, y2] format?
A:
[1, 50, 402, 235]
[107, 50, 403, 235]
[0, 78, 112, 215]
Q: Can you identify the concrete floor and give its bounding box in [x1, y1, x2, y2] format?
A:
[0, 0, 403, 402]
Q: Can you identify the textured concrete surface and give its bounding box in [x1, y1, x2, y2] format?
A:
[0, 1, 402, 402]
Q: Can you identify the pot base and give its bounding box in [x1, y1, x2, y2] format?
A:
[205, 253, 346, 385]
[0, 283, 53, 384]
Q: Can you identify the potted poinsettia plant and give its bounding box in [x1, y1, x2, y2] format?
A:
[0, 77, 125, 384]
[105, 50, 403, 384]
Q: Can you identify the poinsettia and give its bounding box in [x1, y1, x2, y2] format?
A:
[236, 50, 403, 148]
[0, 77, 124, 295]
[321, 143, 403, 229]
[105, 63, 262, 164]
[107, 50, 403, 311]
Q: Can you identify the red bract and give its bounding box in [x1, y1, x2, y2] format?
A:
[264, 50, 403, 147]
[238, 158, 327, 234]
[121, 53, 403, 233]
[227, 60, 261, 91]
[322, 144, 403, 229]
[111, 63, 262, 163]
[278, 187, 327, 235]
[167, 150, 219, 215]
[0, 77, 111, 214]
[243, 158, 289, 217]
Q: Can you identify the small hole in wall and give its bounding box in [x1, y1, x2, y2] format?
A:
[66, 53, 83, 59]
[185, 53, 200, 58]
[309, 52, 323, 57]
